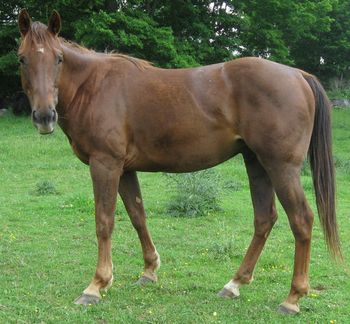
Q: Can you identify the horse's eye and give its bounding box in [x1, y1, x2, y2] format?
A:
[18, 56, 26, 65]
[57, 55, 63, 64]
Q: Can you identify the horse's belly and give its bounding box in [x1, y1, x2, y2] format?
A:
[126, 133, 243, 172]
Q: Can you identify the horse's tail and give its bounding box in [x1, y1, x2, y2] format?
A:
[303, 73, 342, 260]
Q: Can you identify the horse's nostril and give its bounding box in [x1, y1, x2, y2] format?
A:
[32, 109, 57, 125]
[32, 110, 39, 123]
[52, 109, 57, 121]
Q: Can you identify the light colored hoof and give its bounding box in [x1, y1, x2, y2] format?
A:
[278, 302, 300, 315]
[135, 275, 156, 286]
[217, 288, 239, 299]
[74, 293, 101, 305]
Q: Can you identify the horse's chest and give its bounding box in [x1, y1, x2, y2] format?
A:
[70, 141, 90, 164]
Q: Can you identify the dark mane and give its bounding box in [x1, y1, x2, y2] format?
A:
[61, 39, 152, 70]
[19, 21, 151, 70]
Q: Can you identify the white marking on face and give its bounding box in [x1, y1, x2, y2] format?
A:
[37, 47, 45, 54]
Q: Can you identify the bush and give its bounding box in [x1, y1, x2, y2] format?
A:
[165, 170, 221, 217]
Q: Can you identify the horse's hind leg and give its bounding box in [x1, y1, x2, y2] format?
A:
[118, 171, 160, 284]
[267, 163, 314, 314]
[218, 149, 277, 298]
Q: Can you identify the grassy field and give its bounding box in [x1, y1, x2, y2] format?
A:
[0, 109, 349, 323]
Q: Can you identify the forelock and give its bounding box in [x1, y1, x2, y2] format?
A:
[19, 21, 59, 54]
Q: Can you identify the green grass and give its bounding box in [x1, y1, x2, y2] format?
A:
[0, 110, 349, 323]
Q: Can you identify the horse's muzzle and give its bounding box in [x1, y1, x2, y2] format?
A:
[32, 108, 58, 134]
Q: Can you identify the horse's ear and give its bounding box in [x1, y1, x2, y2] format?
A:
[48, 10, 61, 36]
[18, 9, 32, 37]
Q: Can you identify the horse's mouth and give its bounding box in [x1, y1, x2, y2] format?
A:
[39, 129, 55, 135]
[35, 123, 56, 135]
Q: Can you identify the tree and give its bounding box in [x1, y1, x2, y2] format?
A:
[238, 0, 334, 67]
[73, 9, 180, 67]
[1, 0, 349, 104]
[317, 0, 350, 82]
[0, 1, 25, 100]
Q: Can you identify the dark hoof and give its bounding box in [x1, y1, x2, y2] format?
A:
[74, 293, 101, 305]
[217, 288, 239, 299]
[135, 275, 155, 286]
[278, 302, 300, 315]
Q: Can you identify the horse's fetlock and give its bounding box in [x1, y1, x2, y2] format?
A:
[95, 272, 113, 288]
[291, 280, 309, 297]
[145, 250, 160, 271]
[234, 272, 252, 285]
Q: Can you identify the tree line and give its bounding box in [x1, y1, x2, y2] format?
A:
[1, 0, 349, 103]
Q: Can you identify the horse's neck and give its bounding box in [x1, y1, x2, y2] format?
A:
[57, 45, 96, 117]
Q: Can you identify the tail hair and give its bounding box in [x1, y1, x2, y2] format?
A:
[304, 74, 342, 260]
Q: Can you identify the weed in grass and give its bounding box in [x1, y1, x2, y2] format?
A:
[34, 180, 58, 195]
[165, 170, 221, 217]
[209, 238, 236, 261]
[69, 195, 94, 214]
[223, 179, 243, 191]
[333, 155, 350, 173]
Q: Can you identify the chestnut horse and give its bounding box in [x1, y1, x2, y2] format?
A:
[18, 10, 341, 314]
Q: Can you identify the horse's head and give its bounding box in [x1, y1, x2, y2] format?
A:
[18, 10, 62, 134]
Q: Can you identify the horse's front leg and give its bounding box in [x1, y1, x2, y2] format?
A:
[75, 155, 122, 305]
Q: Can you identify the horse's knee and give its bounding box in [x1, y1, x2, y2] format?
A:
[96, 214, 114, 239]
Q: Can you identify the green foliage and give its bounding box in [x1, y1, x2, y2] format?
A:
[239, 0, 334, 67]
[328, 82, 350, 99]
[165, 170, 221, 217]
[316, 0, 350, 80]
[74, 9, 179, 67]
